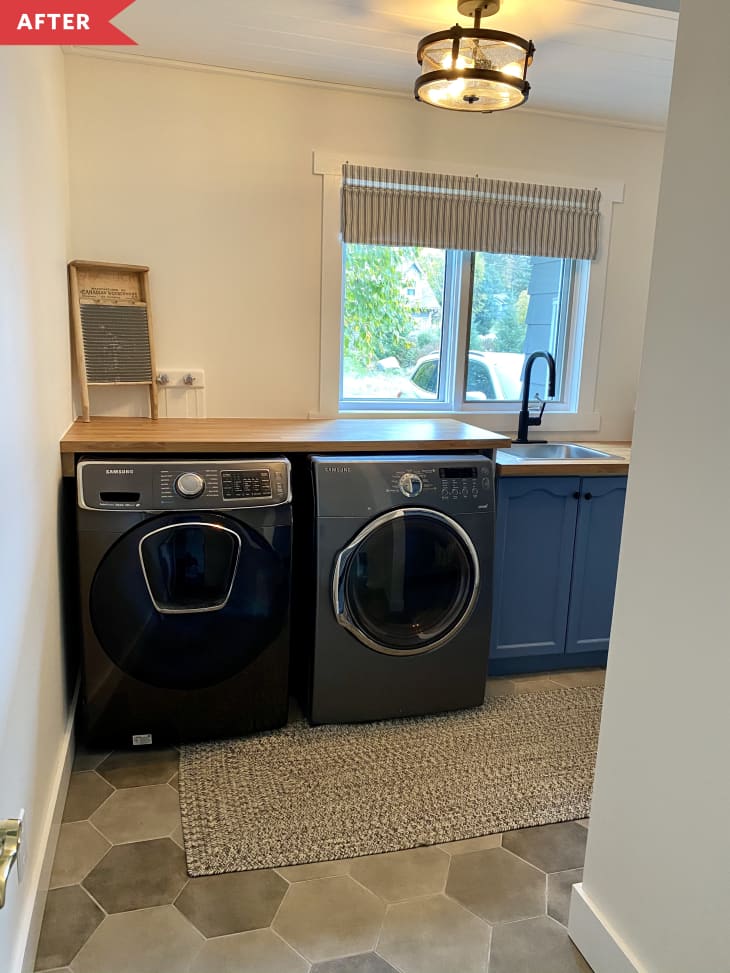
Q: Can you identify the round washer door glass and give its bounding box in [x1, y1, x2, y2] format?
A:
[89, 513, 289, 690]
[335, 509, 479, 654]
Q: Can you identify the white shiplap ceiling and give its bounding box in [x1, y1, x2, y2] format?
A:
[75, 0, 678, 127]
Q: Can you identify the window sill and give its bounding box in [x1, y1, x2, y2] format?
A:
[313, 410, 602, 434]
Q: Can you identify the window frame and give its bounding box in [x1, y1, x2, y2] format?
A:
[315, 151, 624, 434]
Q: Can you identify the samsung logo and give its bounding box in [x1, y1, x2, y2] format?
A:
[105, 468, 135, 475]
[324, 466, 351, 473]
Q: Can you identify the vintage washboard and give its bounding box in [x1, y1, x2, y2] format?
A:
[68, 260, 158, 421]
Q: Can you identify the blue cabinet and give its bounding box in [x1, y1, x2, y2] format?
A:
[489, 475, 627, 675]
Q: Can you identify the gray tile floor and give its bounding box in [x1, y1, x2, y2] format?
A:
[35, 670, 603, 973]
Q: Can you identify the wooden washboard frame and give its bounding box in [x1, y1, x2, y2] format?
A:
[68, 260, 159, 421]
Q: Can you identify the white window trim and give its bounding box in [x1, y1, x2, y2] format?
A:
[313, 150, 624, 435]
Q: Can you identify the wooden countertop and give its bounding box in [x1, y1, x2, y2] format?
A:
[59, 416, 511, 476]
[496, 442, 631, 476]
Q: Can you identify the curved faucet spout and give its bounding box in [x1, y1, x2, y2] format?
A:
[515, 351, 556, 444]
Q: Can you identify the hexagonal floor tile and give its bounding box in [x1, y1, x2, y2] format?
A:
[549, 669, 605, 688]
[547, 867, 583, 926]
[187, 928, 309, 973]
[73, 744, 111, 772]
[49, 822, 110, 888]
[488, 915, 592, 972]
[97, 748, 178, 788]
[312, 953, 400, 973]
[90, 783, 180, 843]
[72, 906, 203, 973]
[34, 886, 103, 971]
[175, 869, 287, 938]
[378, 894, 491, 973]
[485, 676, 557, 697]
[83, 838, 188, 913]
[273, 874, 385, 963]
[61, 772, 113, 823]
[350, 846, 450, 902]
[446, 847, 546, 924]
[438, 833, 503, 856]
[276, 858, 351, 883]
[502, 822, 587, 873]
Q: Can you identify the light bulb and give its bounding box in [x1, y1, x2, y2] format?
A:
[500, 61, 523, 78]
[440, 52, 468, 70]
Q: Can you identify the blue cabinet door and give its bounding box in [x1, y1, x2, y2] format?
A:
[491, 477, 580, 660]
[565, 476, 627, 655]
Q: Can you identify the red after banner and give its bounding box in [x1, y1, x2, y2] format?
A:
[0, 1, 136, 44]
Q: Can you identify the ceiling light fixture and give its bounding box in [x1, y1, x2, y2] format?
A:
[415, 0, 534, 113]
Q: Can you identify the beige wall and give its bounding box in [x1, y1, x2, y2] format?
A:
[569, 0, 730, 969]
[65, 54, 664, 439]
[0, 48, 74, 973]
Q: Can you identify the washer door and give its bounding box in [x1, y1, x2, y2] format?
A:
[90, 514, 288, 689]
[332, 508, 480, 655]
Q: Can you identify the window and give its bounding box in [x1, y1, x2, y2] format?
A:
[341, 243, 581, 411]
[316, 154, 622, 429]
[342, 245, 446, 401]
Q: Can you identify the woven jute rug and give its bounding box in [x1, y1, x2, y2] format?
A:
[179, 686, 601, 876]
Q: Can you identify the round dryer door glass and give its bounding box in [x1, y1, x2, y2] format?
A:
[335, 509, 479, 655]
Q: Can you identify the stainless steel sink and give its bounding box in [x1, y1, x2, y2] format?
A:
[499, 443, 620, 461]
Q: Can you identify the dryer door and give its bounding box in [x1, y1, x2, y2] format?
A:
[333, 507, 480, 655]
[89, 513, 289, 689]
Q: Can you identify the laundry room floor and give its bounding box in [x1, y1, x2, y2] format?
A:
[34, 670, 604, 973]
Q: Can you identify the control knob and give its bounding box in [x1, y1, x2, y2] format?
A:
[399, 473, 423, 498]
[175, 472, 205, 498]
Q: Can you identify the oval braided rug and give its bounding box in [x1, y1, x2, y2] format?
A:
[179, 686, 601, 876]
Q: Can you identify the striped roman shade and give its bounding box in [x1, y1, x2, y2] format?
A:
[341, 164, 601, 260]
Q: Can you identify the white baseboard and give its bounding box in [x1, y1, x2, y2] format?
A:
[14, 689, 77, 973]
[568, 883, 644, 973]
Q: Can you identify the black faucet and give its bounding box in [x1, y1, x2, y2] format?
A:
[515, 351, 556, 444]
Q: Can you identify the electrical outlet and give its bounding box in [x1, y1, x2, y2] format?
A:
[155, 369, 205, 389]
[155, 369, 207, 418]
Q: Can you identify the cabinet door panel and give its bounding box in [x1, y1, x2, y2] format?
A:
[565, 476, 627, 655]
[491, 477, 580, 659]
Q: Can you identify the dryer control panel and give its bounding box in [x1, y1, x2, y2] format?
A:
[438, 465, 485, 502]
[78, 458, 291, 511]
[313, 454, 494, 517]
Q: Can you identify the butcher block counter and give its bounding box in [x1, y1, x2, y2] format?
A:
[59, 416, 511, 476]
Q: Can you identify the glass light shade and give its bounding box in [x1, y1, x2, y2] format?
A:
[416, 27, 533, 112]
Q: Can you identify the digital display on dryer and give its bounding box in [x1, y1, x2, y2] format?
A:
[439, 467, 478, 479]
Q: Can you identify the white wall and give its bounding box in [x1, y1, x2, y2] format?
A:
[0, 48, 74, 973]
[569, 1, 730, 970]
[64, 54, 664, 439]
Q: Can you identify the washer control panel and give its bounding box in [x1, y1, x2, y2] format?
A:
[221, 468, 271, 501]
[78, 458, 291, 511]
